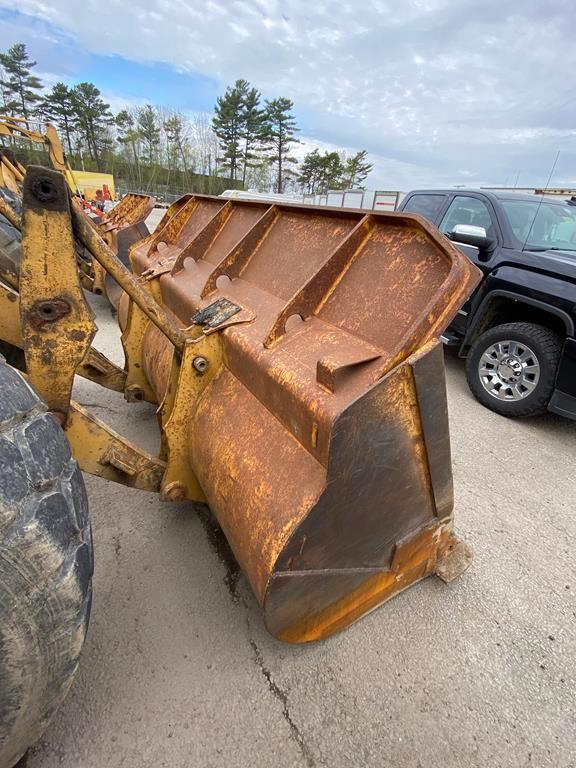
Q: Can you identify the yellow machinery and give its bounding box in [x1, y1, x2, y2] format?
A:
[1, 117, 113, 203]
[0, 146, 25, 195]
[0, 117, 154, 296]
[65, 168, 116, 202]
[0, 116, 68, 174]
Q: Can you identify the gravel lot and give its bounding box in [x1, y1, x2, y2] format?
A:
[27, 213, 576, 768]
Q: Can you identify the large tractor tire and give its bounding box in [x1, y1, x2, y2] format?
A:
[0, 188, 22, 216]
[0, 207, 26, 372]
[0, 211, 21, 290]
[0, 209, 25, 369]
[0, 357, 93, 768]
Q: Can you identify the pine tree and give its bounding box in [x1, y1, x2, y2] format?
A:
[212, 81, 246, 181]
[70, 83, 114, 171]
[343, 150, 373, 188]
[262, 98, 299, 193]
[297, 149, 321, 194]
[0, 43, 43, 122]
[0, 67, 12, 115]
[297, 149, 346, 194]
[239, 83, 265, 185]
[41, 83, 77, 156]
[322, 151, 345, 191]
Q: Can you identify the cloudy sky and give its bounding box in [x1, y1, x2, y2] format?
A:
[1, 0, 575, 190]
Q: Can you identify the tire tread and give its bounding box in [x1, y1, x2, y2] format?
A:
[0, 355, 93, 768]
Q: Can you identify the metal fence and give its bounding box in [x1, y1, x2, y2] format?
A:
[221, 188, 403, 211]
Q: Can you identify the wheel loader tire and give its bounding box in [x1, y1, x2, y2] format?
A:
[0, 356, 93, 768]
[0, 212, 21, 289]
[0, 188, 22, 216]
[0, 212, 25, 369]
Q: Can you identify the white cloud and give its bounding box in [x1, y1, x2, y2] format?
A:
[2, 0, 576, 189]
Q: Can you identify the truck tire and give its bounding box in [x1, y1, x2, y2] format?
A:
[0, 357, 93, 768]
[465, 322, 562, 417]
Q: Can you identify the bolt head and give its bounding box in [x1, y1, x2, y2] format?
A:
[192, 356, 209, 374]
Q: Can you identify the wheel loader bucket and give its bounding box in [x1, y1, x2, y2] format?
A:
[125, 197, 481, 642]
[98, 193, 155, 305]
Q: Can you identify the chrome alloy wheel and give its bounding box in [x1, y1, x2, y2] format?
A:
[477, 340, 540, 401]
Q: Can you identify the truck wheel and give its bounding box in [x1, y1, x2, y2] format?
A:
[0, 357, 93, 768]
[465, 322, 562, 417]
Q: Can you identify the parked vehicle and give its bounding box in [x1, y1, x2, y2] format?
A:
[398, 189, 576, 419]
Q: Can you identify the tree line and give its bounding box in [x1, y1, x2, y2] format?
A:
[0, 43, 373, 196]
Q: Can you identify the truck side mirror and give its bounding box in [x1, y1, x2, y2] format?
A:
[449, 224, 495, 255]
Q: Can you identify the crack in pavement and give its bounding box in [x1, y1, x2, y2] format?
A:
[249, 636, 315, 768]
[196, 508, 315, 766]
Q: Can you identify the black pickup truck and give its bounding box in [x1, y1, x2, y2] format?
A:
[398, 189, 576, 420]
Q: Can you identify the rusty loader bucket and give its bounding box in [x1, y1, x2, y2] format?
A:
[5, 169, 480, 644]
[121, 196, 481, 643]
[2, 171, 486, 768]
[96, 193, 156, 302]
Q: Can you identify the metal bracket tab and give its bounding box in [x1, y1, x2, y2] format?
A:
[190, 298, 241, 330]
